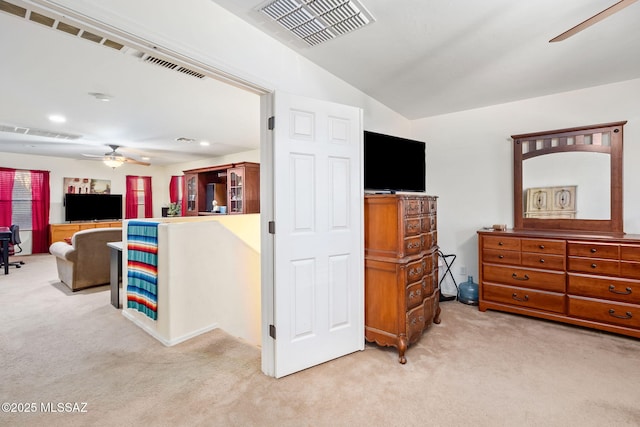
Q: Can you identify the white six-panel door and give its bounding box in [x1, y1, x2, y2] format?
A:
[266, 92, 364, 378]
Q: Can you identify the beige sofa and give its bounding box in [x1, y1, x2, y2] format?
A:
[49, 227, 123, 291]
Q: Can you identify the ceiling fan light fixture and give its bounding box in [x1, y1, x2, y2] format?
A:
[104, 157, 124, 168]
[257, 0, 375, 46]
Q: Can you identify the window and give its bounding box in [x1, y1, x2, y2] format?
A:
[126, 175, 153, 219]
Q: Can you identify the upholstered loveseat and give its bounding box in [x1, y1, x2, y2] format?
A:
[49, 227, 123, 291]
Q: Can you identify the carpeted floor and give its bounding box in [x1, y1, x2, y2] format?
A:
[2, 254, 640, 426]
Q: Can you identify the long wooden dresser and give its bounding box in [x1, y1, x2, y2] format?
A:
[478, 229, 640, 338]
[364, 194, 441, 363]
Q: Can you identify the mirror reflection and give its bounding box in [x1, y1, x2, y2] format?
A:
[522, 151, 610, 220]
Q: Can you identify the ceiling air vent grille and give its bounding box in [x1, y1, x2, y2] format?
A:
[0, 124, 81, 140]
[258, 0, 375, 46]
[0, 0, 207, 80]
[144, 55, 206, 79]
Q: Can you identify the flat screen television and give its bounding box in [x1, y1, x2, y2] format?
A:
[364, 130, 426, 193]
[64, 193, 123, 222]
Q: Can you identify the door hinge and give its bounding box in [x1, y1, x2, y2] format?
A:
[268, 116, 275, 130]
[268, 221, 275, 234]
[269, 324, 276, 339]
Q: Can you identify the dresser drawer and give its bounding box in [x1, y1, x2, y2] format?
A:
[406, 281, 425, 310]
[483, 264, 565, 292]
[569, 296, 640, 329]
[406, 258, 426, 284]
[483, 235, 520, 251]
[620, 245, 640, 262]
[406, 303, 426, 343]
[483, 283, 565, 313]
[422, 292, 438, 328]
[521, 238, 565, 255]
[424, 198, 437, 214]
[421, 232, 436, 252]
[403, 199, 421, 217]
[423, 271, 436, 296]
[483, 248, 521, 265]
[568, 274, 640, 304]
[620, 261, 640, 279]
[521, 253, 565, 271]
[403, 236, 422, 257]
[404, 218, 421, 237]
[422, 215, 437, 233]
[568, 241, 619, 259]
[568, 257, 619, 275]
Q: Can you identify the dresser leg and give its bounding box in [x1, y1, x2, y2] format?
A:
[433, 305, 442, 324]
[397, 335, 407, 364]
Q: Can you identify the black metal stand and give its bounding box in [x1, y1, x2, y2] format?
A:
[438, 250, 458, 301]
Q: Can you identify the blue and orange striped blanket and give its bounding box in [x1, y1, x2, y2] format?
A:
[126, 221, 159, 320]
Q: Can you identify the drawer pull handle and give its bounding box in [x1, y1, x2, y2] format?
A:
[539, 245, 545, 249]
[498, 255, 504, 259]
[609, 285, 632, 295]
[512, 293, 529, 302]
[539, 259, 545, 264]
[608, 309, 633, 320]
[590, 248, 597, 253]
[498, 241, 504, 246]
[591, 263, 597, 269]
[511, 273, 530, 281]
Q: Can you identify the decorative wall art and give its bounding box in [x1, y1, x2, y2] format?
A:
[64, 177, 111, 194]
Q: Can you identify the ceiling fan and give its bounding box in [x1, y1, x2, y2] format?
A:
[82, 144, 150, 168]
[550, 0, 637, 42]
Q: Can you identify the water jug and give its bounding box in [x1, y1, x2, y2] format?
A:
[458, 275, 479, 305]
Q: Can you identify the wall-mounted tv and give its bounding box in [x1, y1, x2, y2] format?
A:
[64, 193, 123, 222]
[364, 130, 426, 193]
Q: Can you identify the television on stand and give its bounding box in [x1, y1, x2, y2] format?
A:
[364, 130, 426, 193]
[64, 193, 123, 222]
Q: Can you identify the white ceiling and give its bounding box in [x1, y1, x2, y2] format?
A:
[215, 0, 640, 119]
[1, 0, 639, 166]
[0, 2, 261, 166]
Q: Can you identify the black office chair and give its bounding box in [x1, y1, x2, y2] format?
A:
[0, 225, 25, 268]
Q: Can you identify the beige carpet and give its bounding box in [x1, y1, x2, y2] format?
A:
[2, 254, 640, 427]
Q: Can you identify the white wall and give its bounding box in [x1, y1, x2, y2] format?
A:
[412, 78, 640, 286]
[0, 149, 263, 229]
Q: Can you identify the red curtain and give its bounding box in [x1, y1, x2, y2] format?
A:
[169, 176, 180, 204]
[125, 175, 138, 219]
[30, 170, 50, 253]
[126, 175, 153, 218]
[143, 176, 153, 218]
[0, 168, 15, 227]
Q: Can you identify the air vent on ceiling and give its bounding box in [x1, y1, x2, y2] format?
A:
[0, 0, 205, 80]
[0, 124, 82, 140]
[257, 0, 375, 46]
[143, 55, 206, 79]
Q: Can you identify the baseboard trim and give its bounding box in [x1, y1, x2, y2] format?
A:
[121, 309, 220, 346]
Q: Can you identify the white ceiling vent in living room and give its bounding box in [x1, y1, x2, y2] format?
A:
[0, 0, 206, 80]
[142, 55, 206, 79]
[0, 124, 82, 140]
[257, 0, 375, 46]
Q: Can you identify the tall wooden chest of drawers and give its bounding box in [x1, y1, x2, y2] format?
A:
[364, 194, 441, 363]
[478, 229, 640, 338]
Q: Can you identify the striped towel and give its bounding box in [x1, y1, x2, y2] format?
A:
[126, 221, 159, 320]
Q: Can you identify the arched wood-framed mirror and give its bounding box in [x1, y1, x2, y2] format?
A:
[513, 121, 626, 235]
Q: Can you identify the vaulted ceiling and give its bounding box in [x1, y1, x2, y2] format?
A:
[1, 0, 639, 166]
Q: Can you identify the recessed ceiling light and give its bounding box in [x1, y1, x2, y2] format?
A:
[141, 156, 150, 161]
[200, 141, 210, 146]
[48, 114, 66, 123]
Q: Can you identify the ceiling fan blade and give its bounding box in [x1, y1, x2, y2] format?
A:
[123, 158, 151, 166]
[550, 0, 638, 42]
[81, 153, 106, 158]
